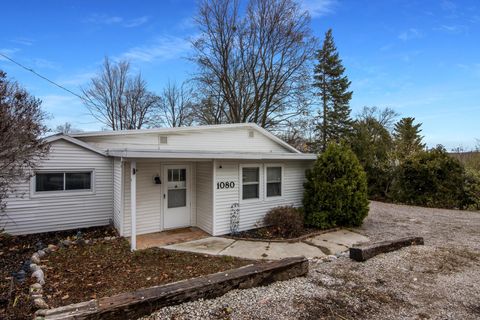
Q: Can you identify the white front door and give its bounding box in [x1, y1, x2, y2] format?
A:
[163, 165, 190, 229]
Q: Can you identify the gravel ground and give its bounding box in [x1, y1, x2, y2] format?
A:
[142, 201, 480, 320]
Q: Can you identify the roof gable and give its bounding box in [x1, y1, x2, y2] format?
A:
[71, 123, 301, 154]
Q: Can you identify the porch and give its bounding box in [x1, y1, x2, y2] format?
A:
[136, 227, 209, 250]
[117, 158, 215, 250]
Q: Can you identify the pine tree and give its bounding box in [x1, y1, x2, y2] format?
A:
[313, 29, 353, 152]
[393, 117, 425, 161]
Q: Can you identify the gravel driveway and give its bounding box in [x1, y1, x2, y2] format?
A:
[142, 201, 480, 320]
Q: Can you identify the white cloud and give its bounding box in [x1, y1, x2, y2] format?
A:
[435, 24, 468, 34]
[124, 16, 149, 28]
[398, 28, 423, 41]
[0, 48, 20, 60]
[300, 0, 338, 18]
[57, 71, 96, 86]
[10, 37, 35, 46]
[84, 14, 149, 28]
[119, 35, 192, 63]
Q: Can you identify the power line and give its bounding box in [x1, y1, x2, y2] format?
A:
[0, 52, 87, 102]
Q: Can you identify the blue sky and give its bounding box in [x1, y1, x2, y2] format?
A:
[1, 0, 479, 149]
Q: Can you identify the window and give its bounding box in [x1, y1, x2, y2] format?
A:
[242, 167, 259, 200]
[35, 172, 92, 192]
[266, 166, 282, 197]
[167, 168, 187, 208]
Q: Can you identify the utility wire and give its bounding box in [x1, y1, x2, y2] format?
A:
[0, 52, 87, 102]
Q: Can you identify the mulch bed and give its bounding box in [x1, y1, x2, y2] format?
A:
[42, 238, 252, 308]
[0, 226, 117, 320]
[229, 226, 335, 241]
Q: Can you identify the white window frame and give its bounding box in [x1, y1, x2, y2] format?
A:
[264, 164, 284, 200]
[31, 169, 95, 198]
[239, 164, 262, 202]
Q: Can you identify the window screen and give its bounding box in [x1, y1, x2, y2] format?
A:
[35, 172, 92, 192]
[66, 172, 92, 190]
[35, 173, 64, 192]
[242, 167, 259, 200]
[266, 167, 282, 197]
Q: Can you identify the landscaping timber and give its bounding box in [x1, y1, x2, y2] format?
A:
[349, 236, 424, 262]
[39, 257, 308, 320]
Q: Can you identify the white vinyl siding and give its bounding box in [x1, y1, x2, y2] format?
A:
[195, 161, 213, 234]
[77, 127, 290, 153]
[122, 160, 198, 237]
[213, 160, 312, 235]
[2, 140, 113, 235]
[113, 158, 123, 235]
[123, 161, 162, 236]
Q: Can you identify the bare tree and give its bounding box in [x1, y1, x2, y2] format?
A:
[356, 106, 399, 131]
[152, 81, 194, 127]
[0, 71, 49, 217]
[82, 57, 159, 130]
[191, 0, 316, 128]
[55, 122, 83, 134]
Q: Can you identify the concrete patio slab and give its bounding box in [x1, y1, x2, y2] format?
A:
[305, 230, 369, 254]
[219, 240, 269, 260]
[163, 237, 235, 255]
[160, 229, 370, 260]
[266, 242, 326, 260]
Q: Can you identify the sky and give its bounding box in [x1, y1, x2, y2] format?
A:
[1, 0, 479, 149]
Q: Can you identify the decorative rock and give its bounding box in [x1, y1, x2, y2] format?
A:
[35, 309, 48, 316]
[84, 239, 90, 245]
[21, 259, 32, 272]
[47, 244, 58, 252]
[62, 239, 72, 246]
[34, 297, 49, 309]
[37, 250, 46, 258]
[30, 283, 43, 294]
[31, 253, 41, 264]
[104, 236, 112, 241]
[32, 269, 45, 285]
[30, 264, 41, 272]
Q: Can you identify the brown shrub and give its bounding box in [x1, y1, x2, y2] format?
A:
[264, 206, 304, 237]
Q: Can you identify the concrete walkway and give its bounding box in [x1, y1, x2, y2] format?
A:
[162, 229, 369, 260]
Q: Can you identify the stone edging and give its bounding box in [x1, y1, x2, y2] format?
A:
[226, 227, 341, 243]
[35, 257, 309, 320]
[28, 235, 119, 314]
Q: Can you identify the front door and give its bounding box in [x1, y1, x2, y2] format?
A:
[163, 165, 190, 229]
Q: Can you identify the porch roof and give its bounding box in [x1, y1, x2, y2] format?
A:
[106, 149, 317, 160]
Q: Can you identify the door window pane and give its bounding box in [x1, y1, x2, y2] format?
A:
[266, 167, 281, 197]
[35, 173, 64, 192]
[65, 172, 91, 190]
[168, 189, 186, 208]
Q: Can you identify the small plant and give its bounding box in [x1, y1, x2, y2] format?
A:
[263, 206, 304, 237]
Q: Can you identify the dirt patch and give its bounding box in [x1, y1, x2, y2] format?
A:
[0, 226, 117, 320]
[42, 238, 252, 308]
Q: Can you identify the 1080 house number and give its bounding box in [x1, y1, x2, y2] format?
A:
[217, 181, 235, 189]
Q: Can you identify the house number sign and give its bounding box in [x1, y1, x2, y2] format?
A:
[217, 181, 235, 189]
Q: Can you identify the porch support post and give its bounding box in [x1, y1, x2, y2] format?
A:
[130, 160, 137, 251]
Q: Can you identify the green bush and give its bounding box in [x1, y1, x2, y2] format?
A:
[263, 206, 304, 237]
[303, 143, 369, 229]
[390, 146, 466, 209]
[463, 168, 480, 210]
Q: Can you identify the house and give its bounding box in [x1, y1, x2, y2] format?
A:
[2, 123, 316, 249]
